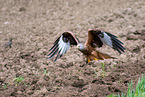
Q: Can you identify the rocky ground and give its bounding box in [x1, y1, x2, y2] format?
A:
[0, 0, 145, 97]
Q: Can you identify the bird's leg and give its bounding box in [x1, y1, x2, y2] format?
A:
[94, 58, 98, 61]
[86, 58, 90, 64]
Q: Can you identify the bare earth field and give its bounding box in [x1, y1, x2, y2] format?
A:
[0, 0, 145, 97]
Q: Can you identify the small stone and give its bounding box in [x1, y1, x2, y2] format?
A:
[127, 34, 139, 40]
[19, 7, 26, 11]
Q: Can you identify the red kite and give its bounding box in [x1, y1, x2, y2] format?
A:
[48, 29, 125, 63]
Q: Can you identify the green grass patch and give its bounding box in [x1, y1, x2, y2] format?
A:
[107, 75, 145, 97]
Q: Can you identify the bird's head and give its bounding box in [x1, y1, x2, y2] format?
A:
[9, 38, 12, 42]
[77, 43, 84, 50]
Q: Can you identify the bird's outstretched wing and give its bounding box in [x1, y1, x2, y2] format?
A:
[86, 29, 125, 54]
[48, 31, 80, 62]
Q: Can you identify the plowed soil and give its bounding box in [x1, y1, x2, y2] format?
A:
[0, 0, 145, 97]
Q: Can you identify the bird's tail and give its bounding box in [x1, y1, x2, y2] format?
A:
[86, 50, 116, 63]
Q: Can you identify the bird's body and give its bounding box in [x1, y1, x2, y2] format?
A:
[48, 29, 125, 63]
[77, 43, 113, 63]
[4, 39, 12, 48]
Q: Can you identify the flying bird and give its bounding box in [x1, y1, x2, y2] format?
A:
[47, 29, 125, 63]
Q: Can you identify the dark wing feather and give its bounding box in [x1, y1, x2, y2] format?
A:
[105, 32, 123, 44]
[104, 31, 125, 53]
[48, 31, 79, 62]
[49, 36, 60, 51]
[105, 32, 117, 38]
[86, 29, 125, 54]
[98, 30, 125, 54]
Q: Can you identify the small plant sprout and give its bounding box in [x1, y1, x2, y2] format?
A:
[2, 83, 7, 89]
[100, 62, 107, 77]
[113, 64, 115, 68]
[14, 76, 24, 86]
[101, 62, 105, 72]
[43, 68, 47, 75]
[93, 68, 98, 77]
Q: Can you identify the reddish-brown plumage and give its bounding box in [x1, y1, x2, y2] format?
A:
[83, 29, 113, 63]
[48, 29, 124, 63]
[85, 29, 103, 48]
